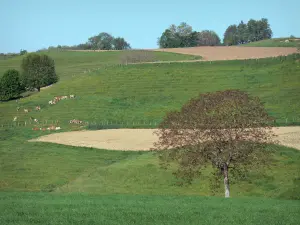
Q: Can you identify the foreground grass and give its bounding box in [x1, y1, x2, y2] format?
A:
[1, 128, 299, 200]
[0, 192, 299, 225]
[0, 50, 200, 80]
[1, 54, 299, 127]
[242, 38, 300, 47]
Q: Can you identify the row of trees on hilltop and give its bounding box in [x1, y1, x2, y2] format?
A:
[45, 32, 131, 51]
[223, 18, 273, 45]
[158, 18, 273, 48]
[0, 54, 58, 101]
[158, 22, 221, 48]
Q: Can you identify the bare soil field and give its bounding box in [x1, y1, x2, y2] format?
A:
[30, 127, 300, 151]
[153, 46, 298, 61]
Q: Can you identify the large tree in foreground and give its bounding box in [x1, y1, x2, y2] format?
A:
[153, 90, 276, 198]
[0, 69, 24, 101]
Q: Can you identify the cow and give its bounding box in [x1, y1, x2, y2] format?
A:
[24, 109, 29, 113]
[55, 127, 61, 130]
[13, 116, 17, 121]
[35, 106, 41, 111]
[61, 96, 68, 100]
[69, 94, 75, 98]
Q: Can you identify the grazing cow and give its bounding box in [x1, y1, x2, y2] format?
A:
[55, 127, 61, 130]
[13, 116, 17, 121]
[24, 109, 29, 113]
[35, 106, 41, 111]
[34, 119, 38, 123]
[69, 94, 75, 98]
[32, 127, 40, 131]
[61, 96, 68, 100]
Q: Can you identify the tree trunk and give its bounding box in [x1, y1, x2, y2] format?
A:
[223, 164, 230, 198]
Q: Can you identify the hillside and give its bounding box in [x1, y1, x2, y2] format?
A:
[242, 38, 300, 47]
[0, 50, 201, 80]
[1, 54, 299, 127]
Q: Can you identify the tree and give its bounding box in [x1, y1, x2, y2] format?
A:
[197, 30, 221, 46]
[223, 25, 238, 45]
[21, 53, 58, 92]
[153, 90, 276, 198]
[113, 37, 131, 50]
[0, 69, 24, 101]
[88, 32, 114, 50]
[237, 21, 248, 44]
[158, 22, 197, 48]
[20, 49, 27, 55]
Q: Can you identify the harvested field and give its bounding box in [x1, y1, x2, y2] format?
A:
[30, 127, 300, 151]
[153, 46, 298, 61]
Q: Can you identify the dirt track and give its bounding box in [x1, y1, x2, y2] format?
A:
[30, 127, 300, 151]
[153, 46, 298, 61]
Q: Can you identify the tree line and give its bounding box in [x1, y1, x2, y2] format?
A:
[158, 18, 273, 48]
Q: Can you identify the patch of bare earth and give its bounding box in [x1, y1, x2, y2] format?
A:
[153, 46, 298, 61]
[29, 127, 300, 151]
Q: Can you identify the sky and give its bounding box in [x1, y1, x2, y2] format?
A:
[0, 0, 299, 53]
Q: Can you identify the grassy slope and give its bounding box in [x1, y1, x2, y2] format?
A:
[0, 50, 201, 80]
[1, 128, 300, 200]
[1, 54, 300, 127]
[242, 38, 300, 47]
[1, 192, 299, 225]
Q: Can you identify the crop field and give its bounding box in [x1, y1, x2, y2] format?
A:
[1, 48, 300, 224]
[153, 46, 298, 60]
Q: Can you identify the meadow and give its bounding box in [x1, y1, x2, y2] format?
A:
[1, 50, 300, 224]
[242, 38, 300, 47]
[1, 192, 299, 225]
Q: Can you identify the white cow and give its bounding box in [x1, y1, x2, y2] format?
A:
[69, 94, 75, 98]
[13, 116, 17, 121]
[55, 127, 61, 130]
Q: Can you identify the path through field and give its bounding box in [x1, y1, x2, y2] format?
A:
[30, 127, 300, 151]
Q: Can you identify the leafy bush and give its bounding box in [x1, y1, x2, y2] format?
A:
[0, 69, 24, 101]
[21, 53, 58, 91]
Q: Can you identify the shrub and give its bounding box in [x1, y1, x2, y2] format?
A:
[0, 69, 24, 101]
[21, 53, 58, 91]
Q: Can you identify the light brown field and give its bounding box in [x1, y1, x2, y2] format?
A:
[153, 46, 298, 61]
[29, 127, 300, 151]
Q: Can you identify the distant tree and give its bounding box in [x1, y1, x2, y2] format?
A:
[113, 37, 131, 50]
[158, 22, 197, 48]
[21, 53, 58, 92]
[20, 49, 27, 55]
[223, 25, 238, 45]
[0, 69, 24, 101]
[237, 21, 248, 44]
[197, 30, 221, 46]
[88, 32, 114, 50]
[154, 90, 276, 198]
[256, 18, 272, 40]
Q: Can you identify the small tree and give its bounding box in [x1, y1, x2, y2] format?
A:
[154, 90, 276, 198]
[21, 53, 58, 91]
[113, 37, 131, 50]
[0, 69, 24, 101]
[20, 49, 27, 55]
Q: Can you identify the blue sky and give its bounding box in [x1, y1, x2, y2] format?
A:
[0, 0, 299, 53]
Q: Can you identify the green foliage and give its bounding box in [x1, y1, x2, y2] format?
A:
[19, 49, 27, 55]
[0, 69, 23, 101]
[197, 30, 221, 46]
[242, 38, 300, 47]
[21, 53, 58, 91]
[113, 37, 131, 50]
[1, 192, 300, 225]
[224, 18, 273, 45]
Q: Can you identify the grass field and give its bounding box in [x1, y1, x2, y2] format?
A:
[242, 38, 300, 47]
[1, 192, 299, 225]
[1, 127, 300, 200]
[0, 50, 201, 80]
[1, 54, 300, 127]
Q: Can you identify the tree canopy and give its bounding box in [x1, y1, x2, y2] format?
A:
[158, 22, 220, 48]
[0, 69, 24, 101]
[154, 90, 276, 198]
[224, 18, 273, 45]
[21, 53, 58, 92]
